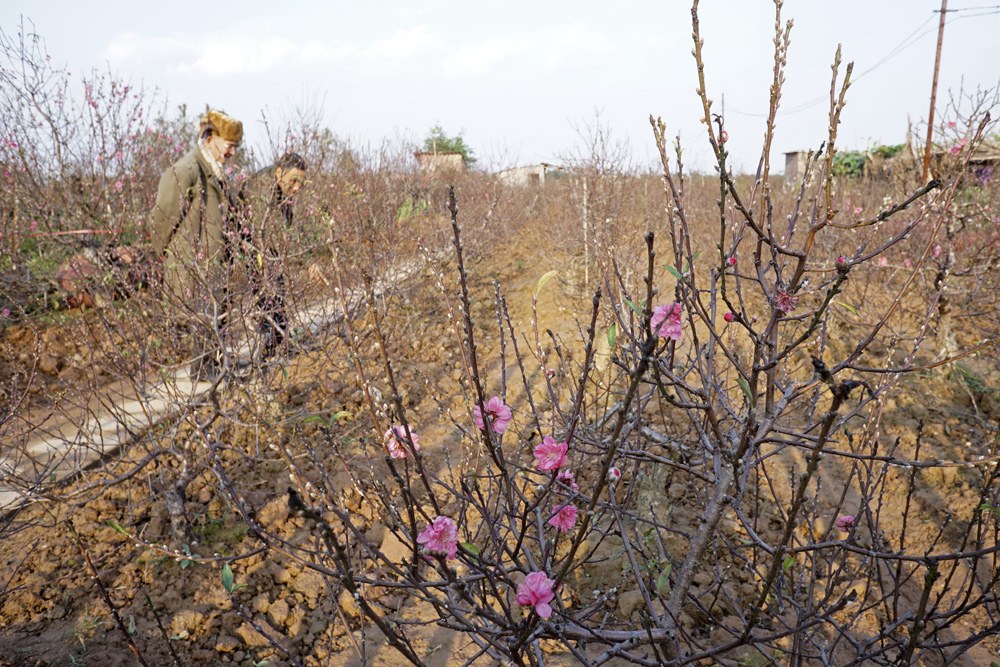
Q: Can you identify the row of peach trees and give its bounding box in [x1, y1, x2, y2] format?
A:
[191, 4, 1000, 667]
[2, 2, 999, 665]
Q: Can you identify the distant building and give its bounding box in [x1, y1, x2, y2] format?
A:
[414, 151, 467, 174]
[784, 150, 816, 184]
[496, 163, 566, 186]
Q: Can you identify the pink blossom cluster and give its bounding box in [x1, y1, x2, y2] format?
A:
[534, 437, 568, 471]
[772, 288, 799, 313]
[651, 302, 683, 341]
[836, 514, 855, 533]
[417, 516, 458, 560]
[548, 504, 578, 532]
[556, 469, 579, 491]
[474, 395, 512, 434]
[516, 571, 556, 618]
[384, 425, 420, 459]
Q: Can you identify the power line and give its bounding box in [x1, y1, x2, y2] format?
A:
[938, 4, 1000, 11]
[726, 9, 997, 119]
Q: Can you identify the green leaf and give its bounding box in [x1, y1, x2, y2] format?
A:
[222, 563, 234, 593]
[607, 322, 616, 348]
[535, 270, 559, 296]
[657, 563, 672, 592]
[835, 301, 859, 316]
[281, 366, 288, 380]
[180, 559, 192, 569]
[736, 377, 753, 404]
[664, 265, 683, 280]
[979, 503, 996, 513]
[782, 554, 795, 571]
[330, 410, 354, 421]
[108, 520, 129, 536]
[460, 542, 480, 560]
[301, 415, 327, 425]
[623, 298, 642, 317]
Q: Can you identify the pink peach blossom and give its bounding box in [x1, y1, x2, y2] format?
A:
[651, 303, 683, 341]
[534, 436, 567, 471]
[548, 504, 578, 532]
[556, 469, 579, 491]
[933, 245, 942, 259]
[516, 571, 556, 618]
[384, 425, 420, 459]
[903, 258, 912, 268]
[836, 515, 855, 533]
[417, 516, 458, 560]
[877, 256, 888, 267]
[772, 288, 799, 312]
[474, 395, 512, 434]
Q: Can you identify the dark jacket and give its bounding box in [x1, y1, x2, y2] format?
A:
[239, 165, 293, 229]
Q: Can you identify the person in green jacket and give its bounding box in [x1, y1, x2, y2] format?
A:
[150, 108, 243, 380]
[238, 152, 308, 358]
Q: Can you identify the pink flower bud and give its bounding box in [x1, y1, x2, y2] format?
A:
[608, 467, 621, 482]
[727, 257, 737, 266]
[720, 130, 728, 143]
[723, 311, 734, 323]
[836, 515, 855, 533]
[932, 245, 942, 259]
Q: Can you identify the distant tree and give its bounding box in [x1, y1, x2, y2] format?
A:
[423, 125, 476, 164]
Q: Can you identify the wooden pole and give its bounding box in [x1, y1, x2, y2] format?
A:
[922, 0, 948, 183]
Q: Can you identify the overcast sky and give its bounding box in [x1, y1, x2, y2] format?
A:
[2, 1, 998, 173]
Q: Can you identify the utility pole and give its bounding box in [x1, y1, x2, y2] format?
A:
[922, 0, 948, 183]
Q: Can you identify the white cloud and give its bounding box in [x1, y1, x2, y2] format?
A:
[362, 26, 439, 60]
[171, 36, 300, 76]
[299, 42, 354, 66]
[536, 24, 614, 70]
[99, 21, 613, 85]
[101, 32, 198, 65]
[101, 32, 353, 78]
[444, 35, 533, 77]
[441, 24, 613, 79]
